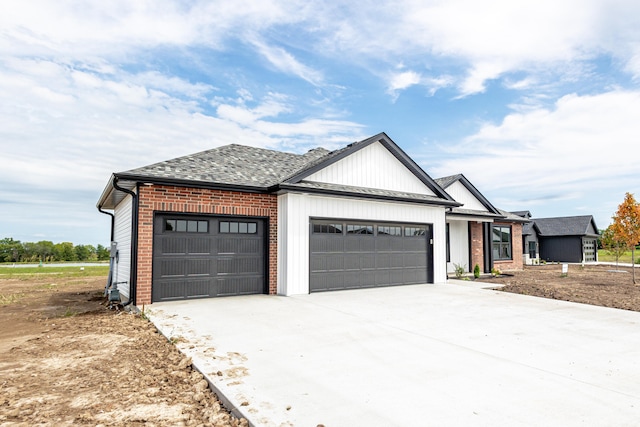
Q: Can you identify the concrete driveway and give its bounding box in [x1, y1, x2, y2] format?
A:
[147, 282, 640, 426]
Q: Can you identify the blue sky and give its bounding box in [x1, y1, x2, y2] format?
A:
[1, 1, 639, 245]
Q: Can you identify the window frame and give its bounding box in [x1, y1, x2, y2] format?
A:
[492, 225, 512, 260]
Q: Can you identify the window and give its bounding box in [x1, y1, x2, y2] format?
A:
[165, 219, 208, 233]
[446, 223, 450, 262]
[313, 223, 343, 234]
[219, 221, 257, 234]
[346, 224, 374, 234]
[492, 225, 512, 260]
[404, 226, 426, 236]
[377, 225, 402, 236]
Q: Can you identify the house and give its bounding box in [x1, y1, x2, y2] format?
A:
[97, 133, 460, 305]
[525, 215, 600, 263]
[511, 210, 539, 265]
[434, 174, 528, 275]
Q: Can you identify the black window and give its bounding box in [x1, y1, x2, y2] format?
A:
[165, 219, 208, 233]
[313, 223, 343, 234]
[219, 221, 258, 234]
[492, 225, 512, 260]
[446, 223, 450, 262]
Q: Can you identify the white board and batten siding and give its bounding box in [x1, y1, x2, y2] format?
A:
[277, 192, 447, 296]
[447, 220, 470, 273]
[305, 141, 436, 196]
[112, 194, 133, 299]
[445, 181, 487, 212]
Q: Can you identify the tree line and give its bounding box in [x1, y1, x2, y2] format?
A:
[0, 238, 110, 263]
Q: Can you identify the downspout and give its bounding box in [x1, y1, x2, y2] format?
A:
[112, 177, 139, 307]
[97, 206, 115, 296]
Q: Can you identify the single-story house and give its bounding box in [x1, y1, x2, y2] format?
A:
[434, 174, 527, 275]
[521, 215, 600, 263]
[97, 132, 461, 305]
[511, 210, 539, 264]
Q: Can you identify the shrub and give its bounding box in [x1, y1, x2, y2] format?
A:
[473, 264, 480, 279]
[453, 263, 466, 279]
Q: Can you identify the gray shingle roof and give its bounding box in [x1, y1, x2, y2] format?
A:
[533, 215, 599, 237]
[434, 174, 462, 189]
[281, 181, 459, 205]
[118, 144, 330, 189]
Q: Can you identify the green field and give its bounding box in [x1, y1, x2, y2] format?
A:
[597, 249, 639, 264]
[0, 265, 109, 278]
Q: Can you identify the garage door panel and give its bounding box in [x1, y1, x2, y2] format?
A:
[158, 258, 186, 278]
[360, 254, 376, 269]
[310, 220, 432, 292]
[153, 215, 265, 302]
[160, 236, 187, 255]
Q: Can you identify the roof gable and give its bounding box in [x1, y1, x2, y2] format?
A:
[285, 132, 453, 201]
[435, 174, 501, 215]
[533, 215, 599, 237]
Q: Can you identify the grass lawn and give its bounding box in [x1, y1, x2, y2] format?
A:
[0, 265, 109, 278]
[597, 249, 639, 264]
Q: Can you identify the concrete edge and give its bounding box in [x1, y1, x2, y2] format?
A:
[144, 311, 256, 426]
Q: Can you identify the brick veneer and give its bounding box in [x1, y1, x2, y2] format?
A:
[135, 184, 278, 305]
[469, 222, 484, 273]
[493, 221, 523, 271]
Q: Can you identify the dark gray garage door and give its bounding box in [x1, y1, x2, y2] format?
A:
[152, 214, 266, 302]
[310, 220, 432, 292]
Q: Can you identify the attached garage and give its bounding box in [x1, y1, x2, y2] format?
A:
[98, 132, 459, 305]
[309, 219, 433, 292]
[152, 214, 267, 302]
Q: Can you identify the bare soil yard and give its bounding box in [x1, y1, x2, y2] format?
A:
[0, 270, 248, 426]
[2, 264, 639, 426]
[478, 264, 640, 311]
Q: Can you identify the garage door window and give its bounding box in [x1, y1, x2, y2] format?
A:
[313, 223, 343, 234]
[347, 224, 374, 234]
[405, 226, 426, 236]
[220, 221, 257, 234]
[165, 219, 208, 233]
[378, 225, 402, 236]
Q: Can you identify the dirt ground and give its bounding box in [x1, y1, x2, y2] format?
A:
[478, 264, 640, 311]
[2, 265, 639, 426]
[0, 272, 248, 426]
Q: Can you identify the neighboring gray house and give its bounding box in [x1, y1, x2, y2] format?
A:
[518, 215, 600, 263]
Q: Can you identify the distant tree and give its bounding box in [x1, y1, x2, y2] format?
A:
[54, 242, 77, 261]
[75, 244, 97, 261]
[96, 244, 110, 261]
[612, 192, 640, 284]
[0, 237, 23, 262]
[601, 225, 626, 268]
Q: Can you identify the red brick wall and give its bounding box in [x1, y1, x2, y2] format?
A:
[493, 221, 523, 271]
[469, 222, 484, 273]
[135, 184, 278, 305]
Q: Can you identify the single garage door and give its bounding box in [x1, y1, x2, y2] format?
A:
[310, 220, 433, 292]
[152, 214, 266, 302]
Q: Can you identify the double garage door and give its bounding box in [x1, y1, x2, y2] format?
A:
[310, 219, 433, 292]
[152, 214, 266, 302]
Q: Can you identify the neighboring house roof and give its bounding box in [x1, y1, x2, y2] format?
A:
[495, 208, 530, 224]
[434, 174, 504, 219]
[98, 132, 460, 209]
[532, 215, 599, 237]
[511, 210, 532, 219]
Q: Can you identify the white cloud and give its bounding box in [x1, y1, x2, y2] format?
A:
[250, 39, 324, 86]
[432, 89, 640, 223]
